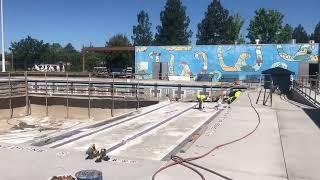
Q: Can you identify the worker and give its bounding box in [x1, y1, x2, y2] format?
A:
[234, 90, 241, 98]
[197, 93, 207, 109]
[85, 144, 99, 160]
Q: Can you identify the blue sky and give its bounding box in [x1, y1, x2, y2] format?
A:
[4, 0, 320, 50]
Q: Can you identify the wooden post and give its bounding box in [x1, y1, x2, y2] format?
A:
[45, 72, 48, 116]
[210, 81, 213, 102]
[8, 73, 12, 118]
[25, 71, 29, 115]
[136, 79, 140, 110]
[111, 73, 115, 117]
[82, 53, 86, 72]
[66, 73, 69, 119]
[88, 73, 91, 119]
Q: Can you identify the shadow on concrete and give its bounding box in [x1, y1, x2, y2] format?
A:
[302, 108, 320, 128]
[285, 93, 314, 108]
[284, 94, 320, 128]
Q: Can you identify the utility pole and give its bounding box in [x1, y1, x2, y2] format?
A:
[1, 0, 5, 72]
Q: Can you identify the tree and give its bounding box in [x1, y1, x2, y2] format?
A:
[313, 22, 320, 43]
[9, 36, 49, 69]
[105, 34, 132, 69]
[292, 24, 309, 43]
[154, 0, 192, 45]
[64, 43, 77, 52]
[228, 14, 244, 44]
[197, 0, 237, 45]
[106, 34, 131, 47]
[40, 43, 63, 64]
[247, 8, 284, 43]
[132, 10, 153, 46]
[278, 24, 293, 43]
[85, 52, 106, 71]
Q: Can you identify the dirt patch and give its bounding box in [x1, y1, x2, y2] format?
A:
[0, 104, 135, 135]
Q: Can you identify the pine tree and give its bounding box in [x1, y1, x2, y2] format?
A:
[154, 0, 192, 45]
[292, 24, 309, 43]
[132, 10, 153, 46]
[278, 24, 293, 43]
[197, 0, 233, 45]
[227, 14, 244, 44]
[313, 22, 320, 43]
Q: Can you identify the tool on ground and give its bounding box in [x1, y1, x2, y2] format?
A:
[86, 144, 110, 162]
[50, 175, 75, 180]
[95, 148, 110, 162]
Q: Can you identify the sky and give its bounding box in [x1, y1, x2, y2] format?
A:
[4, 0, 320, 50]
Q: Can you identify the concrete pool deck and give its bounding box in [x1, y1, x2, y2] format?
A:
[0, 90, 319, 180]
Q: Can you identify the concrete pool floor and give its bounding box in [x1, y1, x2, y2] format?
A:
[0, 91, 319, 180]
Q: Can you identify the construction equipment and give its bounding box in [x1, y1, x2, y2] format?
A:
[95, 148, 110, 162]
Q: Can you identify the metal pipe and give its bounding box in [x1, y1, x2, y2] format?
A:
[1, 0, 5, 72]
[11, 51, 13, 71]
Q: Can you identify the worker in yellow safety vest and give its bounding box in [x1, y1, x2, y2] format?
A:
[197, 94, 207, 109]
[235, 90, 241, 98]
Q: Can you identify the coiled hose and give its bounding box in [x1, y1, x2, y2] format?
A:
[152, 92, 261, 180]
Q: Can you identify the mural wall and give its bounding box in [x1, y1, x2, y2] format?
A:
[135, 44, 319, 81]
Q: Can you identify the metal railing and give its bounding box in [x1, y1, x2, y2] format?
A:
[294, 74, 320, 107]
[0, 72, 235, 120]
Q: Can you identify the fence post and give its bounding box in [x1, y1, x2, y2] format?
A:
[45, 72, 48, 116]
[8, 72, 12, 118]
[305, 76, 308, 94]
[137, 79, 140, 109]
[316, 73, 320, 95]
[210, 81, 213, 102]
[111, 73, 115, 117]
[66, 73, 69, 119]
[25, 71, 29, 115]
[314, 73, 318, 103]
[88, 73, 91, 119]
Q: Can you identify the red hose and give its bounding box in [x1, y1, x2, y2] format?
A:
[152, 92, 261, 180]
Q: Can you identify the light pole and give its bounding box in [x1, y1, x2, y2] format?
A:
[1, 0, 5, 72]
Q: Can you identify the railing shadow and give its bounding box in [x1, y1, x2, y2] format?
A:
[302, 108, 320, 129]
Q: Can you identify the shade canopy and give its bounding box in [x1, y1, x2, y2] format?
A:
[262, 67, 295, 75]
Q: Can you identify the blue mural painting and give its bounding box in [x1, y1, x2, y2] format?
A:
[135, 44, 319, 81]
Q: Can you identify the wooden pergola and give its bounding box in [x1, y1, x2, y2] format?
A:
[81, 46, 135, 72]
